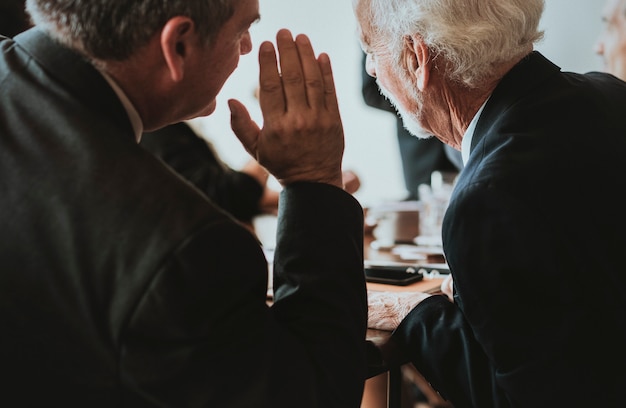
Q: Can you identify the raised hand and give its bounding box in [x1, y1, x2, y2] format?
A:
[229, 29, 345, 189]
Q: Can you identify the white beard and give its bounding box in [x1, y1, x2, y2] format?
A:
[376, 79, 432, 140]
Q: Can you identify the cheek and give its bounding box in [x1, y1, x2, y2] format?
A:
[376, 63, 399, 93]
[604, 39, 621, 69]
[221, 47, 241, 78]
[619, 36, 626, 58]
[204, 49, 240, 93]
[380, 70, 410, 104]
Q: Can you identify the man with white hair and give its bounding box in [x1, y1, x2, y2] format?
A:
[354, 0, 626, 406]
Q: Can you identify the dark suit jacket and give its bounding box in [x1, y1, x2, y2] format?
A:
[0, 29, 367, 407]
[141, 122, 264, 224]
[387, 52, 626, 407]
[360, 53, 462, 200]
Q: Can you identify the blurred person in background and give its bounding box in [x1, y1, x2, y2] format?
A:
[141, 121, 279, 224]
[596, 0, 626, 81]
[141, 122, 361, 226]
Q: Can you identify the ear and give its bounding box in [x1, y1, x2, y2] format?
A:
[403, 34, 430, 91]
[160, 16, 196, 82]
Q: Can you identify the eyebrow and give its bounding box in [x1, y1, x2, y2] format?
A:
[237, 11, 260, 31]
[249, 14, 261, 27]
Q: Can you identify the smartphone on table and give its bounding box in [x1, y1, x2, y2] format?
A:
[364, 264, 424, 286]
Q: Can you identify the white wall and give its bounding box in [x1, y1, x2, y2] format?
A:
[191, 0, 606, 206]
[538, 0, 604, 73]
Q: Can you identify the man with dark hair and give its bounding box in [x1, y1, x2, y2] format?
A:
[0, 1, 367, 406]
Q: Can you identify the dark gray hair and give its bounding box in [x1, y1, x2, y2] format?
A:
[357, 0, 545, 88]
[25, 0, 237, 60]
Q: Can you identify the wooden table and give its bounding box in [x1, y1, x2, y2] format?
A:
[363, 232, 449, 408]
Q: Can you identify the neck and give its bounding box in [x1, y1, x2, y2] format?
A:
[427, 52, 531, 148]
[93, 37, 176, 131]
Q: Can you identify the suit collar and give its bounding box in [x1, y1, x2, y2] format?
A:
[13, 28, 135, 140]
[470, 51, 561, 152]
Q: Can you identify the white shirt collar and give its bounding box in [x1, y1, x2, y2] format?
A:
[461, 99, 489, 166]
[98, 70, 144, 142]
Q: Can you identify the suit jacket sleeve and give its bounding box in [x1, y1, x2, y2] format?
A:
[384, 296, 508, 407]
[272, 182, 368, 407]
[120, 182, 367, 408]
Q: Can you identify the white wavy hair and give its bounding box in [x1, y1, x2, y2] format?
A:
[360, 0, 545, 88]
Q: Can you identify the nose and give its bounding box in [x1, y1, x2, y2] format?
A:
[594, 38, 604, 56]
[241, 31, 252, 55]
[365, 54, 376, 78]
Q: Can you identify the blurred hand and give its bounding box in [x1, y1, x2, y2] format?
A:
[342, 169, 361, 194]
[241, 159, 279, 214]
[244, 164, 358, 216]
[367, 291, 431, 331]
[259, 189, 280, 215]
[229, 29, 344, 189]
[441, 274, 454, 302]
[241, 159, 269, 186]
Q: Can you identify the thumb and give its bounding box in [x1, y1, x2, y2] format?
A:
[229, 99, 261, 156]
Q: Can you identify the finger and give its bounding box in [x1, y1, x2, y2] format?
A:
[294, 34, 324, 108]
[318, 52, 340, 113]
[229, 99, 261, 157]
[275, 29, 307, 109]
[258, 40, 285, 119]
